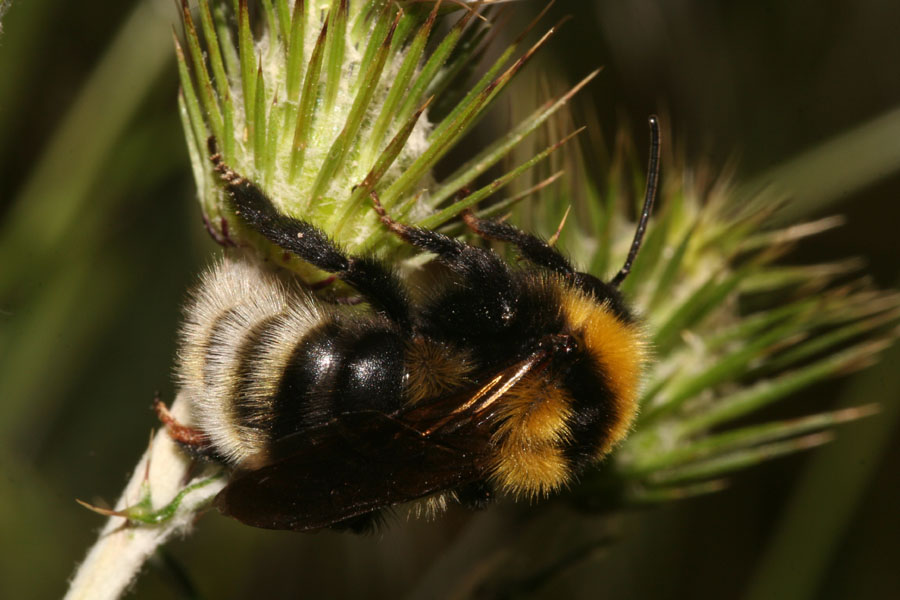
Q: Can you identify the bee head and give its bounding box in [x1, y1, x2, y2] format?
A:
[557, 274, 647, 461]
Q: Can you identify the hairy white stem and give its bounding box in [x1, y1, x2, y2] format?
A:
[66, 393, 225, 600]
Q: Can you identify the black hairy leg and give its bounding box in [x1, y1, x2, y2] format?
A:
[371, 191, 545, 346]
[461, 210, 575, 277]
[369, 192, 511, 284]
[207, 139, 411, 330]
[462, 210, 634, 322]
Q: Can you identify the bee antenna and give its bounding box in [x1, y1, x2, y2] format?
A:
[611, 115, 661, 288]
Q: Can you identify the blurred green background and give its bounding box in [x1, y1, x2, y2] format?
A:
[1, 0, 898, 598]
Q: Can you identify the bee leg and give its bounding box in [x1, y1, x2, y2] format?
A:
[370, 191, 507, 275]
[207, 138, 411, 331]
[461, 210, 575, 277]
[153, 397, 222, 461]
[462, 210, 630, 318]
[370, 190, 529, 331]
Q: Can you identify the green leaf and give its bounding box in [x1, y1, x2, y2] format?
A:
[285, 0, 307, 102]
[275, 0, 292, 48]
[311, 11, 399, 205]
[288, 18, 329, 184]
[252, 65, 268, 174]
[627, 480, 728, 503]
[333, 98, 433, 238]
[351, 0, 395, 94]
[625, 405, 878, 476]
[323, 0, 348, 111]
[645, 223, 697, 313]
[678, 340, 892, 436]
[428, 71, 598, 208]
[174, 34, 210, 170]
[645, 432, 834, 485]
[649, 263, 754, 356]
[362, 1, 439, 165]
[238, 0, 257, 132]
[395, 5, 479, 124]
[416, 128, 584, 231]
[380, 27, 557, 210]
[261, 0, 279, 52]
[180, 1, 223, 141]
[646, 318, 808, 422]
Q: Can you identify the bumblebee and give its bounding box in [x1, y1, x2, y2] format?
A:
[163, 118, 660, 532]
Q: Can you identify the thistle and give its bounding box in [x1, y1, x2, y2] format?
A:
[176, 0, 583, 281]
[65, 2, 899, 598]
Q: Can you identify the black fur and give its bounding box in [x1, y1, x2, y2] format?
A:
[418, 271, 562, 368]
[561, 350, 620, 471]
[463, 211, 575, 276]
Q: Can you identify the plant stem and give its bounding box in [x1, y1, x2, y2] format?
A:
[65, 394, 225, 600]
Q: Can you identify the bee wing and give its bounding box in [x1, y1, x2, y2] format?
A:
[216, 353, 547, 532]
[216, 409, 490, 531]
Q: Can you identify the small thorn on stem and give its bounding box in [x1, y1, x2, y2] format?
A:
[75, 498, 129, 519]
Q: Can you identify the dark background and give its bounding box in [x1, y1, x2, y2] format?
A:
[0, 0, 898, 598]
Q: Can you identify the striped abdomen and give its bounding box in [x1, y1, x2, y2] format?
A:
[177, 257, 406, 464]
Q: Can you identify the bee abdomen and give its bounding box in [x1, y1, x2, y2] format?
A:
[177, 258, 327, 463]
[268, 324, 408, 448]
[178, 257, 409, 465]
